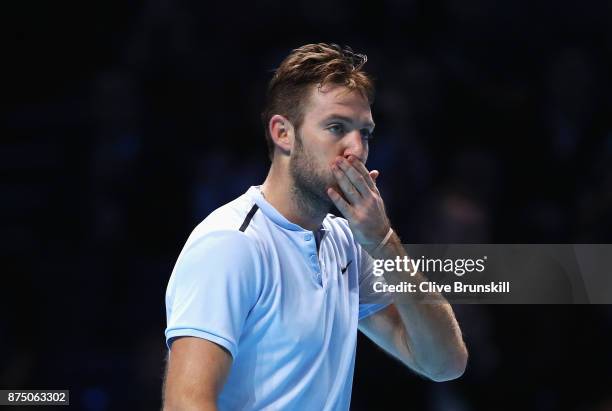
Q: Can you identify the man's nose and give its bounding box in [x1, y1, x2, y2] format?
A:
[342, 130, 367, 163]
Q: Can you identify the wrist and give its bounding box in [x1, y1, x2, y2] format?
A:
[363, 225, 396, 256]
[373, 227, 394, 254]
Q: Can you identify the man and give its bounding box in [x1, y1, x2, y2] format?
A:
[163, 43, 467, 411]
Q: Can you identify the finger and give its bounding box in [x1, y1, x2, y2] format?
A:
[332, 162, 362, 204]
[327, 187, 353, 218]
[336, 157, 370, 196]
[369, 170, 379, 182]
[347, 155, 376, 190]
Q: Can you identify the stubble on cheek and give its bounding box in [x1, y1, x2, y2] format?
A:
[290, 136, 336, 208]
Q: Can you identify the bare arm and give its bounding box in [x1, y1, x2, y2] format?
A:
[361, 301, 467, 381]
[163, 337, 232, 411]
[364, 235, 467, 381]
[328, 155, 467, 382]
[359, 271, 468, 381]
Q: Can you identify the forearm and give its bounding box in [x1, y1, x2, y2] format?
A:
[163, 380, 219, 411]
[163, 400, 217, 411]
[370, 232, 468, 381]
[325, 155, 467, 380]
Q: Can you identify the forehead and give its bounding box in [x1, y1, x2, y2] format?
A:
[302, 84, 373, 124]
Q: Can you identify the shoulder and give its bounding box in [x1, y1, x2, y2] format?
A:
[177, 193, 263, 272]
[168, 229, 264, 303]
[191, 192, 259, 237]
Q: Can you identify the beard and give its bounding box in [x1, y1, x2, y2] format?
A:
[289, 130, 336, 217]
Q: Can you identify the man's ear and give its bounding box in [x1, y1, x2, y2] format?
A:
[268, 114, 294, 156]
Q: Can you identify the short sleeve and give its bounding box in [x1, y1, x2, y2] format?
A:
[357, 246, 393, 320]
[164, 230, 262, 358]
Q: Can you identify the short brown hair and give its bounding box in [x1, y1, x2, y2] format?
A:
[261, 43, 375, 160]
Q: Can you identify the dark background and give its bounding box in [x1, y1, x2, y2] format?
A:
[3, 0, 612, 410]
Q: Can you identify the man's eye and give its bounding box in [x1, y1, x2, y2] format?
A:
[362, 129, 374, 141]
[328, 124, 345, 135]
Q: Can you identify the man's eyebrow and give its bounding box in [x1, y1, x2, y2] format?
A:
[322, 114, 375, 130]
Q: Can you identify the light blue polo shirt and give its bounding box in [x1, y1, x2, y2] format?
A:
[165, 186, 392, 410]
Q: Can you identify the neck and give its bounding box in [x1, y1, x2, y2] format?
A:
[260, 160, 327, 231]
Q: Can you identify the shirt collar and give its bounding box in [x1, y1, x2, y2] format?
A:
[247, 186, 328, 237]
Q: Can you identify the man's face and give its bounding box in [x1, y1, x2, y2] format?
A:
[289, 84, 375, 210]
